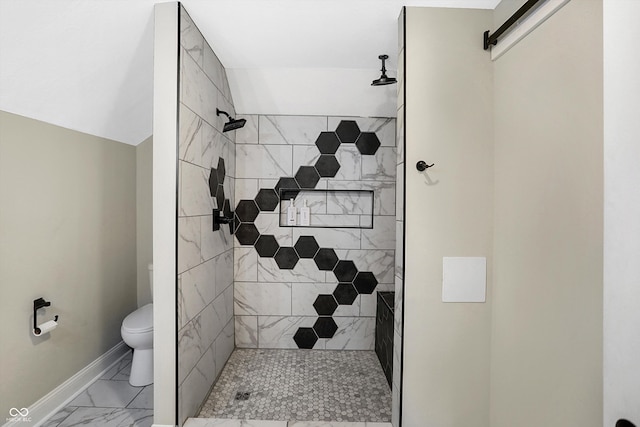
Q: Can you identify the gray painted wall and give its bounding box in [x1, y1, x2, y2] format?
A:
[491, 1, 603, 425]
[0, 110, 137, 418]
[136, 136, 153, 307]
[402, 7, 494, 426]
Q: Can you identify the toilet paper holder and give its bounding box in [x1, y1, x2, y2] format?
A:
[33, 297, 58, 335]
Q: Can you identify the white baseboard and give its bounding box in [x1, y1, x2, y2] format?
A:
[2, 341, 131, 427]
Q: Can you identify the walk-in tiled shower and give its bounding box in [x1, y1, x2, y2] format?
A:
[177, 5, 398, 425]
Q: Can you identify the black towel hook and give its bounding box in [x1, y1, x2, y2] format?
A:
[416, 160, 434, 171]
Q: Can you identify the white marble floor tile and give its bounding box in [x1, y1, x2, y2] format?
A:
[100, 353, 132, 380]
[127, 385, 153, 409]
[56, 407, 152, 427]
[67, 379, 143, 408]
[110, 361, 132, 381]
[41, 406, 76, 427]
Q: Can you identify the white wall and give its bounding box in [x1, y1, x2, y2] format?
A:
[152, 3, 178, 425]
[229, 68, 397, 118]
[603, 1, 640, 425]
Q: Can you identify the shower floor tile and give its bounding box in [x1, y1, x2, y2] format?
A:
[197, 349, 391, 422]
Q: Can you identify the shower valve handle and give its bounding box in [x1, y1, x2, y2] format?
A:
[416, 160, 434, 171]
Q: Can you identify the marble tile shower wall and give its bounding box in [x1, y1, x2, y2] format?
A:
[233, 115, 396, 351]
[177, 7, 235, 425]
[392, 10, 406, 427]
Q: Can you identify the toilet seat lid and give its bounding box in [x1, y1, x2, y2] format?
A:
[122, 303, 153, 333]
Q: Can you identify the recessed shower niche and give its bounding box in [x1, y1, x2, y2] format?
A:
[278, 189, 375, 228]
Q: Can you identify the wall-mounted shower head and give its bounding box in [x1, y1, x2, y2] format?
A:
[216, 108, 247, 132]
[371, 54, 397, 86]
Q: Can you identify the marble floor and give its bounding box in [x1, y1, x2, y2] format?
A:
[43, 351, 153, 427]
[197, 349, 391, 423]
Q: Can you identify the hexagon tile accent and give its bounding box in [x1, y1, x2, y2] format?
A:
[230, 120, 385, 349]
[355, 132, 381, 155]
[335, 120, 361, 143]
[254, 235, 279, 258]
[294, 236, 320, 259]
[293, 328, 318, 349]
[313, 317, 338, 338]
[255, 189, 279, 211]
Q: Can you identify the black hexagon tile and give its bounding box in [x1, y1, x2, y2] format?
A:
[274, 247, 299, 269]
[313, 248, 339, 271]
[333, 260, 358, 282]
[293, 327, 318, 349]
[294, 166, 321, 189]
[208, 168, 219, 196]
[313, 316, 338, 339]
[335, 120, 360, 143]
[216, 158, 226, 183]
[355, 132, 381, 155]
[236, 199, 259, 222]
[275, 177, 300, 199]
[353, 271, 378, 294]
[314, 155, 340, 178]
[255, 188, 279, 212]
[254, 235, 279, 258]
[313, 294, 338, 316]
[333, 282, 359, 305]
[315, 132, 341, 154]
[294, 236, 320, 259]
[235, 223, 260, 245]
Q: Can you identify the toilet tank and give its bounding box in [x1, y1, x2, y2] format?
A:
[148, 263, 153, 300]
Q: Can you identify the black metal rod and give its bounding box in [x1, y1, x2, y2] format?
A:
[484, 0, 542, 50]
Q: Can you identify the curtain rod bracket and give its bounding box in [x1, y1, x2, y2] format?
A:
[483, 0, 543, 51]
[483, 30, 497, 50]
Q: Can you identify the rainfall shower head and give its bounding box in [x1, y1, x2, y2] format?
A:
[371, 54, 397, 86]
[216, 108, 247, 132]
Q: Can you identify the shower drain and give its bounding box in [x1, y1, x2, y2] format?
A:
[234, 391, 251, 401]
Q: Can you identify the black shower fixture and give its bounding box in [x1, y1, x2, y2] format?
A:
[216, 108, 246, 132]
[371, 54, 397, 86]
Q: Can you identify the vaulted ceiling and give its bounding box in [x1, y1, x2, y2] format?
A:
[0, 0, 499, 145]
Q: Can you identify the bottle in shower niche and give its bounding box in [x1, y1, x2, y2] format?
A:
[287, 199, 297, 225]
[300, 199, 310, 226]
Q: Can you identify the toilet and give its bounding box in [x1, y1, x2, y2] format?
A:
[121, 263, 153, 386]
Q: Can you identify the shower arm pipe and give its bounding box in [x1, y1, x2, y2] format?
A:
[484, 0, 542, 50]
[216, 108, 231, 119]
[380, 56, 388, 75]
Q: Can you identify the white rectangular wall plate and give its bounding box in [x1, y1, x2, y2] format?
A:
[442, 257, 486, 303]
